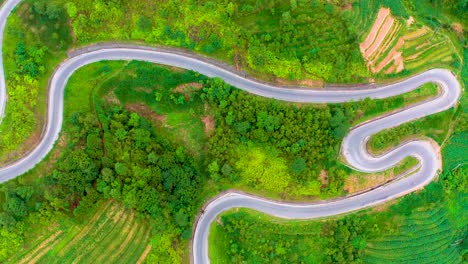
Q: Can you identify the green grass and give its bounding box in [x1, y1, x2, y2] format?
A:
[96, 60, 209, 155]
[351, 82, 439, 125]
[368, 110, 456, 154]
[365, 206, 462, 263]
[347, 0, 383, 40]
[209, 208, 327, 263]
[0, 8, 68, 165]
[443, 132, 468, 170]
[64, 61, 128, 119]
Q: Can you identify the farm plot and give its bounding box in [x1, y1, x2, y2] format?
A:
[8, 200, 151, 264]
[360, 8, 457, 75]
[365, 207, 463, 264]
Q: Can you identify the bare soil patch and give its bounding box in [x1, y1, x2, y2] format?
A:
[374, 38, 405, 73]
[406, 16, 415, 26]
[319, 170, 329, 186]
[201, 115, 215, 135]
[360, 8, 391, 52]
[173, 82, 203, 93]
[369, 22, 401, 63]
[125, 103, 167, 126]
[173, 82, 203, 100]
[136, 245, 152, 264]
[104, 90, 121, 105]
[344, 172, 394, 194]
[452, 23, 463, 34]
[275, 77, 324, 88]
[365, 15, 395, 58]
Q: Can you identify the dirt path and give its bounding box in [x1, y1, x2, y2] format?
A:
[136, 245, 152, 264]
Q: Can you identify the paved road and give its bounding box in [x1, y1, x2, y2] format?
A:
[0, 1, 462, 263]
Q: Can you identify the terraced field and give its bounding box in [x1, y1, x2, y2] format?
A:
[360, 7, 458, 75]
[8, 200, 152, 264]
[365, 206, 463, 264]
[443, 132, 468, 170]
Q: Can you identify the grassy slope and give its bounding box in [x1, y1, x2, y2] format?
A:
[209, 174, 466, 263]
[7, 200, 151, 264]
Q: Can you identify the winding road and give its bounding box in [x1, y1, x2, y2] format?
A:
[0, 0, 462, 263]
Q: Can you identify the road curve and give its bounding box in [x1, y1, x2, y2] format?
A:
[0, 1, 462, 263]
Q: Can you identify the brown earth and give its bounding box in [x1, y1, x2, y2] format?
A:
[374, 38, 405, 73]
[364, 15, 395, 58]
[406, 16, 415, 26]
[173, 82, 203, 93]
[452, 23, 463, 34]
[360, 8, 391, 53]
[125, 103, 167, 126]
[275, 77, 324, 88]
[104, 90, 121, 105]
[344, 171, 394, 194]
[201, 115, 215, 135]
[136, 245, 152, 264]
[369, 22, 401, 63]
[319, 170, 329, 186]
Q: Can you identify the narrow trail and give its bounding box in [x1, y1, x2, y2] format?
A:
[0, 1, 462, 264]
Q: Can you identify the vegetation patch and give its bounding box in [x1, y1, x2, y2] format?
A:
[359, 7, 459, 75]
[7, 200, 151, 264]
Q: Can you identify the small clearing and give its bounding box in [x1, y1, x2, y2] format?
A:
[275, 77, 324, 88]
[318, 170, 329, 186]
[125, 103, 167, 126]
[173, 82, 203, 100]
[104, 90, 121, 105]
[173, 82, 203, 93]
[452, 23, 463, 34]
[344, 172, 394, 194]
[201, 115, 215, 135]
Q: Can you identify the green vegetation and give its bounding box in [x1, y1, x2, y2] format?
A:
[210, 166, 467, 263]
[66, 0, 370, 82]
[1, 57, 461, 262]
[1, 0, 463, 165]
[368, 110, 455, 153]
[6, 200, 151, 264]
[365, 205, 463, 263]
[0, 0, 465, 262]
[0, 1, 69, 164]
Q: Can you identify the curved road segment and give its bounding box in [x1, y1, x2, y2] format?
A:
[0, 1, 462, 263]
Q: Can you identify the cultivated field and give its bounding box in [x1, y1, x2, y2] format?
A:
[365, 206, 462, 263]
[7, 200, 152, 264]
[360, 8, 457, 75]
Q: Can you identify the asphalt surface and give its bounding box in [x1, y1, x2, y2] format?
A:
[0, 1, 462, 263]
